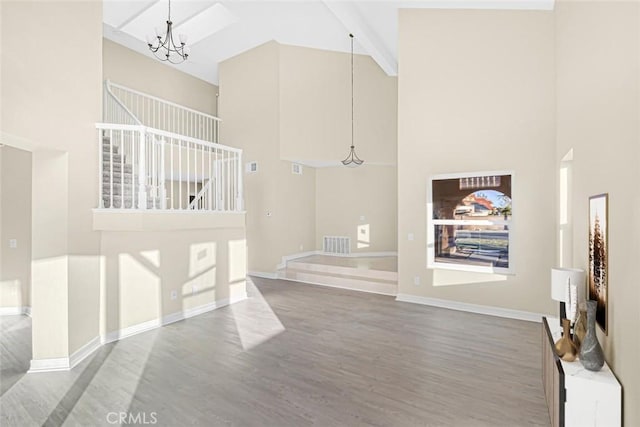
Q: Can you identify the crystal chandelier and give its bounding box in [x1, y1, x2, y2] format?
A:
[147, 0, 190, 64]
[342, 33, 364, 167]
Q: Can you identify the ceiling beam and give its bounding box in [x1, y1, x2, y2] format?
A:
[322, 1, 397, 76]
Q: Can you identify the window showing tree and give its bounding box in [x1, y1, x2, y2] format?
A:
[428, 172, 513, 274]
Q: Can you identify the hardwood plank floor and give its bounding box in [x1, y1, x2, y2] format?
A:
[0, 315, 32, 397]
[0, 278, 550, 426]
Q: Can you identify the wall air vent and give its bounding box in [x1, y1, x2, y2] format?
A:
[292, 163, 303, 175]
[323, 236, 351, 255]
[245, 161, 258, 174]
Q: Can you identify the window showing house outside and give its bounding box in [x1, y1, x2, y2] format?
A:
[428, 172, 513, 274]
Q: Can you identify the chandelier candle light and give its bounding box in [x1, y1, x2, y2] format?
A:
[341, 33, 364, 167]
[147, 0, 190, 64]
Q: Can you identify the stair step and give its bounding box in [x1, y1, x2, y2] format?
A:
[102, 163, 133, 173]
[286, 261, 398, 282]
[102, 196, 163, 210]
[278, 269, 397, 296]
[103, 176, 136, 185]
[102, 187, 134, 196]
[102, 147, 119, 153]
[102, 170, 133, 177]
[102, 154, 125, 162]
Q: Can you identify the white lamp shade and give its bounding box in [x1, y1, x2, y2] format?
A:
[551, 267, 586, 302]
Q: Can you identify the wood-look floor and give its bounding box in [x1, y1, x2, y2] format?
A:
[0, 278, 550, 427]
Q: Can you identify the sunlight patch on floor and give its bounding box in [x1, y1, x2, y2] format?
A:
[230, 278, 285, 351]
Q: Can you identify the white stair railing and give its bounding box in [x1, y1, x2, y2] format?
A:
[99, 80, 242, 212]
[97, 123, 243, 212]
[105, 80, 220, 143]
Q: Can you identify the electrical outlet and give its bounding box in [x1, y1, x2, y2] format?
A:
[360, 215, 365, 221]
[299, 244, 304, 251]
[192, 285, 198, 295]
[8, 239, 17, 249]
[170, 290, 178, 300]
[408, 233, 414, 241]
[414, 276, 421, 286]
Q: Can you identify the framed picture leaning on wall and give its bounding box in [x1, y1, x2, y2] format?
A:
[588, 193, 608, 334]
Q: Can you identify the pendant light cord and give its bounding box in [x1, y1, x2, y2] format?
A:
[168, 0, 171, 21]
[350, 33, 354, 149]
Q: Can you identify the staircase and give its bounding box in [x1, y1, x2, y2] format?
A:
[278, 255, 398, 296]
[101, 136, 162, 209]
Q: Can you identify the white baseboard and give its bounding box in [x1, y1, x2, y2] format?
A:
[0, 306, 31, 316]
[29, 296, 247, 373]
[103, 295, 247, 344]
[161, 295, 246, 327]
[101, 318, 161, 345]
[68, 336, 102, 369]
[249, 271, 279, 279]
[395, 293, 544, 323]
[29, 357, 70, 373]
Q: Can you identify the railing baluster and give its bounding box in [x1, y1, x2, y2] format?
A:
[121, 129, 125, 209]
[179, 140, 183, 210]
[160, 138, 166, 209]
[200, 143, 204, 211]
[215, 147, 219, 210]
[238, 151, 243, 211]
[98, 130, 104, 208]
[208, 148, 212, 211]
[233, 153, 237, 211]
[109, 129, 113, 209]
[132, 130, 137, 209]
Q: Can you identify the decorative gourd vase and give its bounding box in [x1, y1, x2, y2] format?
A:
[572, 303, 587, 351]
[555, 318, 577, 362]
[579, 300, 605, 371]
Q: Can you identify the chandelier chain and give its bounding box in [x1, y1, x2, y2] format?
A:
[351, 33, 354, 149]
[341, 33, 363, 167]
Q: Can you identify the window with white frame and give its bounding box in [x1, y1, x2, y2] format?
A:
[428, 172, 513, 274]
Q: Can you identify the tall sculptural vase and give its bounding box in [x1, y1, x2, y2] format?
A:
[579, 300, 605, 371]
[572, 304, 587, 351]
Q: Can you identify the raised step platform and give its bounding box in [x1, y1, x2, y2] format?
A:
[278, 255, 397, 296]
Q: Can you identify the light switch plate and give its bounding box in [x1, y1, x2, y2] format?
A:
[408, 233, 414, 241]
[9, 239, 17, 249]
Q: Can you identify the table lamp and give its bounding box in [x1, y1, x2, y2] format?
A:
[551, 267, 585, 326]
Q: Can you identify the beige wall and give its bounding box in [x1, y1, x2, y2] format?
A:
[220, 42, 317, 273]
[103, 39, 218, 116]
[279, 45, 397, 166]
[397, 9, 556, 314]
[316, 165, 397, 253]
[0, 146, 31, 309]
[1, 1, 102, 358]
[556, 1, 640, 425]
[99, 216, 246, 335]
[220, 42, 397, 273]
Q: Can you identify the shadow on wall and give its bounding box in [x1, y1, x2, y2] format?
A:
[0, 280, 25, 310]
[101, 231, 247, 339]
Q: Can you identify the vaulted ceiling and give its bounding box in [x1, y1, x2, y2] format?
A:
[103, 0, 554, 85]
